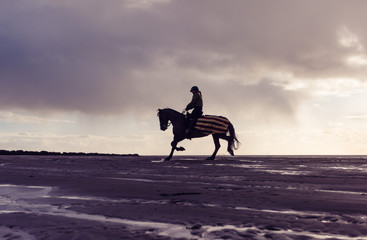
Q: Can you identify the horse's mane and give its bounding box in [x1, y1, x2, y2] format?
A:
[157, 108, 181, 116]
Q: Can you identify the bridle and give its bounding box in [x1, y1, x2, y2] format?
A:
[158, 110, 172, 130]
[161, 121, 172, 130]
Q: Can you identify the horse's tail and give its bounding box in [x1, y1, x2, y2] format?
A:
[228, 122, 240, 153]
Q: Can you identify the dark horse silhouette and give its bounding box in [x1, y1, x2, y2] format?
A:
[158, 108, 240, 161]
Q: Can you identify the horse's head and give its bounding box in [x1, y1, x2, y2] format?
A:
[157, 109, 170, 131]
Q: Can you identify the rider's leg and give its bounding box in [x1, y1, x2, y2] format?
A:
[186, 107, 202, 135]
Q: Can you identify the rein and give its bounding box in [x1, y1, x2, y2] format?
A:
[161, 121, 172, 129]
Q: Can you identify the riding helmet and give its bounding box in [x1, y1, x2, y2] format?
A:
[190, 86, 199, 92]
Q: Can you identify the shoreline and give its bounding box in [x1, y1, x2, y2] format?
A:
[0, 149, 139, 157]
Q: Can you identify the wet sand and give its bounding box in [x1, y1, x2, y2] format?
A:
[1, 155, 367, 239]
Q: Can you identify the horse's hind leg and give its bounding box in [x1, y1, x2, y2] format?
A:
[207, 135, 220, 160]
[225, 136, 234, 156]
[218, 135, 234, 156]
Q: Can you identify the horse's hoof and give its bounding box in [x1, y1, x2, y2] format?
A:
[206, 157, 215, 161]
[164, 158, 171, 161]
[176, 147, 185, 151]
[228, 149, 234, 156]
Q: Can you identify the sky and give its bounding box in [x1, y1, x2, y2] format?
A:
[1, 0, 367, 155]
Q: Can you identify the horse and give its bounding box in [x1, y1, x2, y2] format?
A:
[157, 108, 240, 161]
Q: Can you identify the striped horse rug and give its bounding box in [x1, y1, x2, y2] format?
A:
[194, 115, 229, 134]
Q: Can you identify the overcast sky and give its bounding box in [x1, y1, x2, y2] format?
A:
[1, 0, 367, 155]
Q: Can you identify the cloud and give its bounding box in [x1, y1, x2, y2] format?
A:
[344, 114, 367, 120]
[0, 112, 74, 124]
[198, 79, 305, 122]
[1, 0, 367, 117]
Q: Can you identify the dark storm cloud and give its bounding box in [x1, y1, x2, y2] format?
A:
[0, 0, 366, 116]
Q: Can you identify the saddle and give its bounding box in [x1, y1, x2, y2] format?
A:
[193, 115, 229, 134]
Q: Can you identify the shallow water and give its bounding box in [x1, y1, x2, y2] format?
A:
[1, 183, 367, 240]
[0, 185, 196, 239]
[0, 226, 36, 240]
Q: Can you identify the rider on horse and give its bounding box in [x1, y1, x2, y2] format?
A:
[185, 86, 203, 136]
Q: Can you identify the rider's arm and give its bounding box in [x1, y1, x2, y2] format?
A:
[185, 94, 200, 111]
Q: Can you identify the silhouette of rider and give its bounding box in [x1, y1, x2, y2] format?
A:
[185, 86, 203, 135]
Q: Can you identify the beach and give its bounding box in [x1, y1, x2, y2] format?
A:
[1, 155, 367, 239]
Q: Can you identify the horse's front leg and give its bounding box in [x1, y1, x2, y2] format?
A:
[165, 135, 185, 161]
[165, 140, 178, 161]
